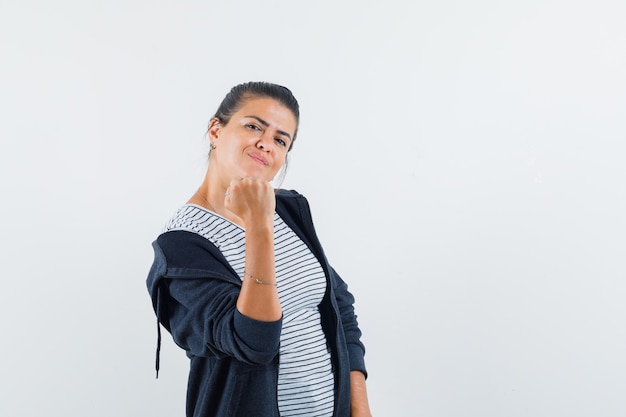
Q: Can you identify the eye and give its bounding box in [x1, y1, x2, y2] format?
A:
[245, 123, 262, 132]
[275, 137, 287, 147]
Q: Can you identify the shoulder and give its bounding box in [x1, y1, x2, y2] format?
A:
[156, 228, 212, 251]
[275, 189, 312, 220]
[276, 188, 314, 208]
[155, 230, 231, 275]
[276, 188, 306, 201]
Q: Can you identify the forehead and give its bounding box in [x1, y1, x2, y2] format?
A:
[234, 97, 297, 134]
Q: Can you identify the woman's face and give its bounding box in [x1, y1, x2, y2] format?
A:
[209, 97, 297, 182]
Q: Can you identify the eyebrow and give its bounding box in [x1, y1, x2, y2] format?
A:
[245, 115, 293, 142]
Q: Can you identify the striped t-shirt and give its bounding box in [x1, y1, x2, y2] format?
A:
[164, 204, 335, 416]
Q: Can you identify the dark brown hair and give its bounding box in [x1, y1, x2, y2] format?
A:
[212, 81, 300, 150]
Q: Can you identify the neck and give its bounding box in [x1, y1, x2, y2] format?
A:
[188, 171, 243, 226]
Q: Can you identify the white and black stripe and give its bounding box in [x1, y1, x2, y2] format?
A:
[164, 204, 335, 416]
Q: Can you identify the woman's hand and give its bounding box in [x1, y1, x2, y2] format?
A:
[224, 177, 275, 228]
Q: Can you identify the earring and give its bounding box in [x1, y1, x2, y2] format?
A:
[210, 143, 216, 150]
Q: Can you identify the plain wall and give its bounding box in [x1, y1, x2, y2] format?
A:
[1, 0, 625, 416]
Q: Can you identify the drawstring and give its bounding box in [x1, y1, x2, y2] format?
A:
[155, 285, 162, 379]
[156, 319, 161, 378]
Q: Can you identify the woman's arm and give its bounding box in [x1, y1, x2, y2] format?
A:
[330, 267, 367, 372]
[236, 220, 281, 321]
[351, 370, 373, 417]
[227, 177, 282, 322]
[330, 268, 372, 415]
[157, 247, 282, 364]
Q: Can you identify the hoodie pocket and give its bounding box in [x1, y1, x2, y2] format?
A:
[225, 362, 279, 417]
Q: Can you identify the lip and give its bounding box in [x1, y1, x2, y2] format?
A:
[248, 152, 269, 166]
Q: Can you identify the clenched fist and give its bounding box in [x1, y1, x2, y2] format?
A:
[224, 177, 275, 228]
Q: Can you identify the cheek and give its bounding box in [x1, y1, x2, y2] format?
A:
[275, 153, 288, 166]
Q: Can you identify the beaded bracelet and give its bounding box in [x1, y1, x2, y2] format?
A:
[246, 272, 277, 286]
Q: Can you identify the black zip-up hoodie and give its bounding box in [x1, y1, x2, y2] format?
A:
[147, 189, 367, 416]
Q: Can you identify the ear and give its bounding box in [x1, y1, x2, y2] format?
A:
[208, 117, 221, 143]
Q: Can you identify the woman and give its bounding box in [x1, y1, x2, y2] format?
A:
[147, 82, 372, 417]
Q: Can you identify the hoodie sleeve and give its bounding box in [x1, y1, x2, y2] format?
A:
[148, 232, 282, 365]
[329, 266, 368, 378]
[164, 277, 282, 365]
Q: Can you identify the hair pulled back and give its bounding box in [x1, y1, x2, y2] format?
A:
[212, 81, 300, 150]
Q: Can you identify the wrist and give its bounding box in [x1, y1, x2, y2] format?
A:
[245, 218, 274, 235]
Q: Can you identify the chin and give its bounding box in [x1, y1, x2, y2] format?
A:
[240, 170, 274, 182]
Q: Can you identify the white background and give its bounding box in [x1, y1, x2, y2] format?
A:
[1, 1, 625, 416]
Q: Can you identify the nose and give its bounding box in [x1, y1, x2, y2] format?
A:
[256, 133, 273, 151]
